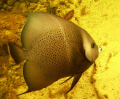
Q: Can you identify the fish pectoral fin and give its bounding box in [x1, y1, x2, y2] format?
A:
[60, 76, 73, 84]
[73, 49, 84, 66]
[66, 74, 82, 93]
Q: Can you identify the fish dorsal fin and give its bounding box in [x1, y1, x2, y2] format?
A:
[21, 12, 80, 50]
[21, 13, 62, 49]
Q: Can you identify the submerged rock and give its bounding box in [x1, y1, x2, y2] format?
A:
[28, 3, 38, 10]
[0, 0, 6, 8]
[19, 0, 26, 3]
[28, 0, 39, 3]
[7, 6, 13, 11]
[7, 0, 16, 6]
[0, 2, 3, 9]
[3, 4, 8, 10]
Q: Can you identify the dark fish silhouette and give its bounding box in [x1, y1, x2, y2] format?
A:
[8, 12, 101, 95]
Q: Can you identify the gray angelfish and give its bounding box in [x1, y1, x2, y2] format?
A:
[8, 12, 102, 95]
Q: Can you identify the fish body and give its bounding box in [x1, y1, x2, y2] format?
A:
[8, 12, 101, 94]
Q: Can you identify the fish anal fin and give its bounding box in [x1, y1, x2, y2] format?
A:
[66, 74, 82, 93]
[8, 43, 24, 64]
[61, 76, 73, 84]
[23, 61, 57, 94]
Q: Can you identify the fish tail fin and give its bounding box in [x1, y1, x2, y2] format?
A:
[8, 43, 24, 64]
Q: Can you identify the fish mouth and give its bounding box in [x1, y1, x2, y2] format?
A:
[98, 46, 102, 53]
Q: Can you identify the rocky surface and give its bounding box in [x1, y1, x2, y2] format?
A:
[0, 0, 120, 99]
[0, 0, 39, 13]
[0, 13, 27, 99]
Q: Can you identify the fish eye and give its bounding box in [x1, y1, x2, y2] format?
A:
[91, 43, 95, 48]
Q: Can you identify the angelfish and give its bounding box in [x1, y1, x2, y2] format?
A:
[8, 12, 102, 95]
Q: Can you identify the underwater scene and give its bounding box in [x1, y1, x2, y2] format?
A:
[0, 0, 120, 99]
